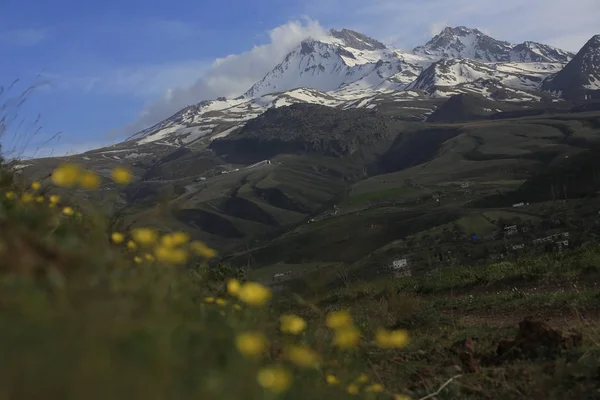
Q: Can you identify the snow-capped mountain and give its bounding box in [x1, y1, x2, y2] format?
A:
[128, 88, 353, 147]
[126, 27, 592, 147]
[242, 39, 382, 99]
[413, 26, 574, 63]
[406, 58, 559, 101]
[329, 28, 387, 51]
[542, 35, 600, 99]
[242, 28, 412, 99]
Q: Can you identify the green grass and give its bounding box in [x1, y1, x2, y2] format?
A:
[434, 289, 600, 312]
[392, 249, 600, 295]
[343, 187, 419, 206]
[480, 179, 526, 188]
[1, 167, 421, 400]
[3, 160, 600, 400]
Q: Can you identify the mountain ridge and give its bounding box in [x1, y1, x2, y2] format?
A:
[114, 27, 596, 148]
[413, 26, 574, 63]
[542, 34, 600, 100]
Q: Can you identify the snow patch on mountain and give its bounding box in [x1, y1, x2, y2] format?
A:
[542, 34, 600, 98]
[414, 26, 573, 63]
[125, 27, 590, 147]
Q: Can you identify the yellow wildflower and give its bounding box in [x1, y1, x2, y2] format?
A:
[325, 374, 339, 385]
[190, 240, 216, 258]
[227, 279, 241, 296]
[62, 207, 74, 216]
[238, 282, 272, 307]
[233, 304, 242, 311]
[35, 195, 44, 203]
[215, 298, 227, 306]
[111, 232, 125, 244]
[257, 366, 292, 394]
[172, 231, 190, 244]
[365, 383, 384, 393]
[204, 297, 215, 303]
[31, 181, 41, 191]
[280, 314, 307, 335]
[79, 170, 100, 189]
[111, 167, 132, 185]
[356, 373, 369, 383]
[49, 194, 60, 204]
[394, 395, 411, 400]
[5, 191, 15, 200]
[144, 253, 155, 262]
[131, 227, 158, 246]
[346, 383, 360, 395]
[375, 329, 410, 349]
[134, 256, 143, 264]
[235, 332, 267, 359]
[333, 326, 360, 349]
[20, 193, 33, 203]
[127, 240, 137, 250]
[326, 310, 353, 329]
[51, 163, 81, 187]
[284, 345, 320, 368]
[154, 245, 188, 265]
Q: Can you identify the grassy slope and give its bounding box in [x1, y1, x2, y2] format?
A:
[288, 246, 600, 399]
[228, 111, 600, 272]
[2, 159, 600, 400]
[15, 111, 600, 264]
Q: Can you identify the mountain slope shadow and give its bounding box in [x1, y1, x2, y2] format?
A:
[253, 187, 311, 214]
[379, 126, 463, 172]
[219, 196, 280, 227]
[176, 209, 244, 238]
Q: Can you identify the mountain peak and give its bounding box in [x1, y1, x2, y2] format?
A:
[414, 26, 572, 63]
[299, 39, 320, 55]
[541, 34, 600, 99]
[329, 28, 387, 51]
[440, 26, 483, 36]
[588, 35, 600, 46]
[413, 26, 511, 62]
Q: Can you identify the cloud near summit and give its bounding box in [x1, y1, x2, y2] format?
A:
[125, 0, 599, 137]
[125, 18, 328, 136]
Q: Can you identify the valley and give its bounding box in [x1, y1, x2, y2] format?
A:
[3, 22, 600, 400]
[9, 26, 600, 291]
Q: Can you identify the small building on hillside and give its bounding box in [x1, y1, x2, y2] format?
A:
[556, 240, 569, 252]
[512, 202, 529, 208]
[246, 160, 272, 170]
[504, 225, 518, 236]
[532, 232, 569, 245]
[389, 258, 411, 278]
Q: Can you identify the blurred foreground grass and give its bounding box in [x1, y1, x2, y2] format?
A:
[0, 163, 412, 400]
[2, 161, 600, 400]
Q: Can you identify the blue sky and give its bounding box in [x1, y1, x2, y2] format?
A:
[1, 0, 598, 158]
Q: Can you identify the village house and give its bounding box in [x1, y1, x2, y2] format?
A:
[504, 225, 518, 236]
[389, 258, 411, 278]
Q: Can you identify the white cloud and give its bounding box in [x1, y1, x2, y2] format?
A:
[122, 2, 598, 136]
[124, 18, 328, 135]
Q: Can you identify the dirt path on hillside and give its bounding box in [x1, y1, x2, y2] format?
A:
[431, 272, 600, 330]
[430, 272, 600, 298]
[443, 305, 600, 330]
